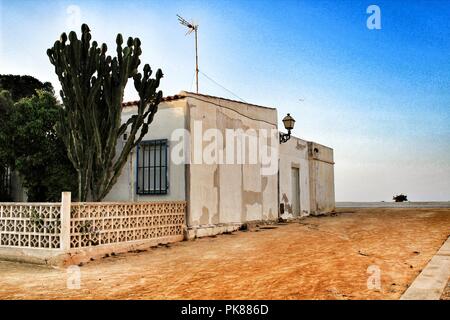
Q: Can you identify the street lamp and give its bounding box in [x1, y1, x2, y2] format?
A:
[279, 113, 295, 143]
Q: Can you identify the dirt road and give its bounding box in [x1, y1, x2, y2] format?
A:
[0, 208, 449, 300]
[442, 280, 450, 300]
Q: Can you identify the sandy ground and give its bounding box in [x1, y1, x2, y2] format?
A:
[0, 208, 449, 300]
[337, 202, 450, 208]
[442, 280, 450, 300]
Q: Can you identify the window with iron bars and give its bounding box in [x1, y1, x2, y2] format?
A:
[0, 166, 11, 201]
[136, 139, 168, 195]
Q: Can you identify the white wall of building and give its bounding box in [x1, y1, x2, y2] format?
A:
[184, 93, 279, 229]
[308, 142, 336, 214]
[279, 136, 311, 218]
[105, 99, 187, 202]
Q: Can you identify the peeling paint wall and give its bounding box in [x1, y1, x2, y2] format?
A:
[279, 136, 311, 219]
[184, 93, 279, 228]
[308, 142, 335, 214]
[105, 99, 187, 202]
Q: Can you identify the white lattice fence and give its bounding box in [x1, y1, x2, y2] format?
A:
[0, 204, 61, 249]
[0, 192, 187, 261]
[70, 202, 186, 248]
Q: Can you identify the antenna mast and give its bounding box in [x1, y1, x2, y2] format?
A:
[177, 14, 199, 93]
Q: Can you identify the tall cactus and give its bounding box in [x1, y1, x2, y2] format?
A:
[47, 24, 163, 201]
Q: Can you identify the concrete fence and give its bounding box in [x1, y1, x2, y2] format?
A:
[0, 192, 186, 265]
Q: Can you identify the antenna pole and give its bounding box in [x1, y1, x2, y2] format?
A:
[195, 27, 199, 93]
[177, 14, 199, 93]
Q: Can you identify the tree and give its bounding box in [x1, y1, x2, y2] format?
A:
[0, 74, 56, 190]
[0, 74, 53, 101]
[0, 166, 11, 201]
[0, 89, 78, 201]
[0, 91, 13, 201]
[0, 90, 14, 167]
[47, 24, 163, 201]
[393, 194, 408, 202]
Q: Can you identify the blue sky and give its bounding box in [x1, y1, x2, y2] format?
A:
[1, 0, 449, 201]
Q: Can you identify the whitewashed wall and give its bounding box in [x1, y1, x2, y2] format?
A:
[184, 93, 279, 230]
[308, 142, 335, 214]
[279, 136, 311, 218]
[105, 99, 187, 202]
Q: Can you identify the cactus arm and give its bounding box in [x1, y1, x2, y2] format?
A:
[48, 24, 162, 201]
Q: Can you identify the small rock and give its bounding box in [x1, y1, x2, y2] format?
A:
[358, 250, 369, 257]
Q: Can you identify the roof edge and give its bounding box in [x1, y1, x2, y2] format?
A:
[122, 91, 277, 111]
[181, 91, 277, 110]
[122, 93, 187, 107]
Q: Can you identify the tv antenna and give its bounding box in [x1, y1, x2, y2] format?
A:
[177, 14, 199, 93]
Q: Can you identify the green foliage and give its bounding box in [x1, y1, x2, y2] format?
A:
[0, 89, 13, 115]
[0, 74, 55, 174]
[0, 74, 53, 101]
[47, 24, 163, 201]
[29, 208, 45, 227]
[0, 90, 14, 172]
[0, 91, 13, 201]
[393, 194, 408, 202]
[0, 166, 11, 201]
[0, 89, 78, 201]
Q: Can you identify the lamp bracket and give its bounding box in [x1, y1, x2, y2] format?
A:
[279, 131, 291, 144]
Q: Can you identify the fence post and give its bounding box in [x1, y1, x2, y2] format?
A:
[60, 192, 71, 251]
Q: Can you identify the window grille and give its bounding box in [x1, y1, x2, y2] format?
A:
[136, 140, 168, 195]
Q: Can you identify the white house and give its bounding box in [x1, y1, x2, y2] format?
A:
[7, 91, 335, 239]
[109, 91, 335, 238]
